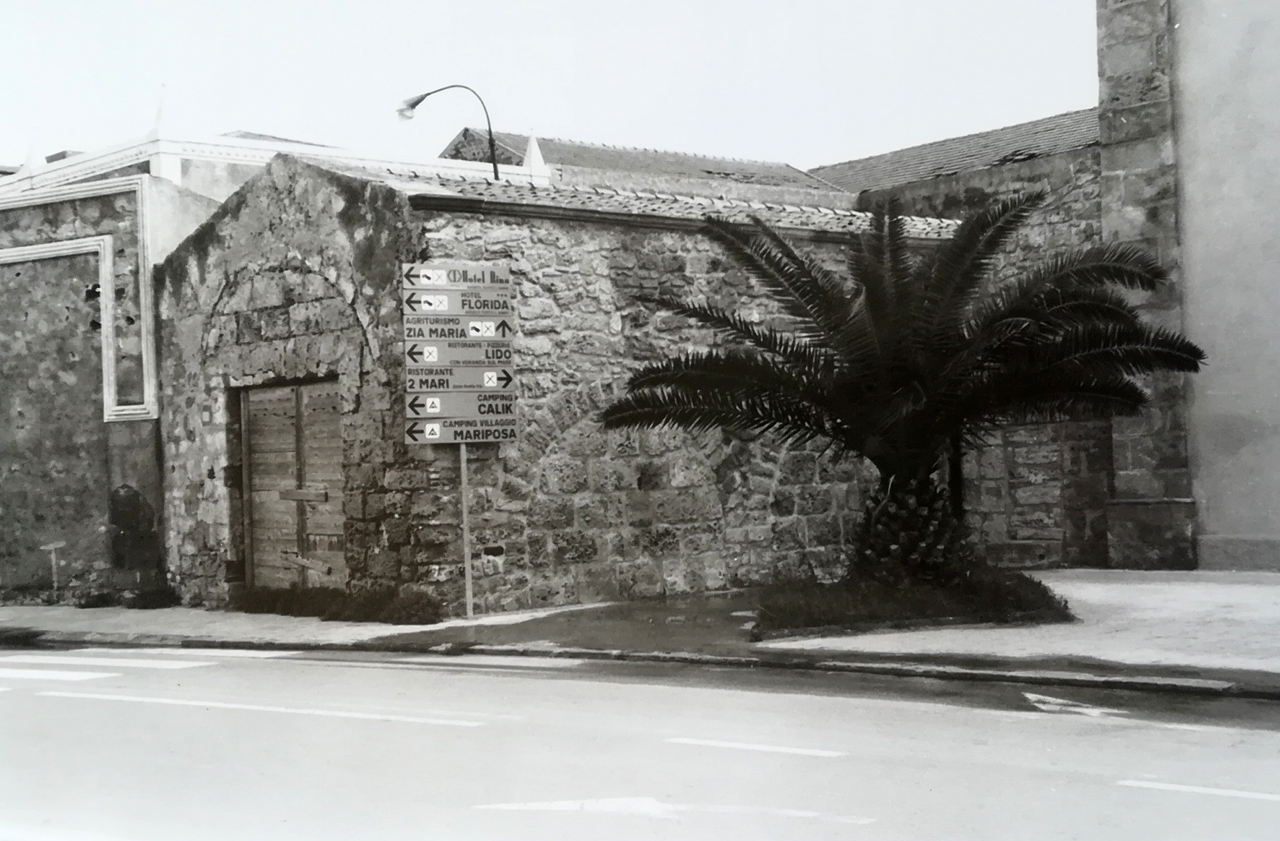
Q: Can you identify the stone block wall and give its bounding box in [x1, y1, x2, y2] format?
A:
[157, 157, 877, 613]
[1096, 0, 1196, 568]
[0, 191, 165, 594]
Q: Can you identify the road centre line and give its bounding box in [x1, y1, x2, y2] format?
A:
[73, 647, 298, 658]
[38, 692, 486, 726]
[0, 668, 120, 681]
[664, 737, 845, 757]
[2, 655, 212, 670]
[1117, 780, 1280, 801]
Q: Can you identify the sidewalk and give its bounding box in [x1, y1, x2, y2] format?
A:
[2, 570, 1279, 698]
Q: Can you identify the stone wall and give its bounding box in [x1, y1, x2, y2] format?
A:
[157, 157, 876, 612]
[859, 148, 1114, 568]
[0, 191, 165, 593]
[1096, 0, 1195, 568]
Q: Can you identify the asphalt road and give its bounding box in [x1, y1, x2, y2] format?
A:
[1, 647, 1278, 841]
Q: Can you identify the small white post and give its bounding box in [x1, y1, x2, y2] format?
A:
[40, 541, 67, 597]
[460, 442, 474, 618]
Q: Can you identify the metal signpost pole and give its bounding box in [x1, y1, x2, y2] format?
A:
[401, 260, 516, 620]
[460, 442, 473, 618]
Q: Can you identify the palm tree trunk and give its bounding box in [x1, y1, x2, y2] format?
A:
[847, 474, 972, 586]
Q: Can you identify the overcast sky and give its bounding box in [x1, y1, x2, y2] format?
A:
[0, 1, 1098, 172]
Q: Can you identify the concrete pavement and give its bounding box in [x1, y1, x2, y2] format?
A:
[3, 570, 1280, 698]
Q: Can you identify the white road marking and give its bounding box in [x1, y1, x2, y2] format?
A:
[475, 796, 874, 824]
[0, 668, 120, 682]
[2, 655, 213, 670]
[1023, 692, 1128, 718]
[38, 691, 485, 726]
[72, 647, 297, 658]
[664, 737, 845, 757]
[399, 655, 585, 669]
[1117, 780, 1280, 801]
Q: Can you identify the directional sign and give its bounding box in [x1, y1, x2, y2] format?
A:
[405, 417, 518, 444]
[405, 340, 513, 367]
[403, 288, 515, 316]
[402, 262, 512, 288]
[406, 392, 517, 420]
[406, 366, 515, 391]
[404, 315, 516, 340]
[401, 261, 518, 444]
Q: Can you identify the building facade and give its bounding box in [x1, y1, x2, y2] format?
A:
[155, 155, 953, 610]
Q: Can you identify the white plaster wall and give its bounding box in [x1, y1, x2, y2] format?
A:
[1174, 0, 1280, 567]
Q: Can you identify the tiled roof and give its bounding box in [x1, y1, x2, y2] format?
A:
[440, 128, 839, 191]
[810, 108, 1099, 193]
[221, 130, 332, 147]
[304, 156, 959, 240]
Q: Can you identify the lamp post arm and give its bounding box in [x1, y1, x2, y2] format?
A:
[402, 84, 500, 180]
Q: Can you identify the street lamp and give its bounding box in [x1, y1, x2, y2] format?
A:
[397, 84, 500, 181]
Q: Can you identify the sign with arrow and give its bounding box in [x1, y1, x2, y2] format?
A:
[406, 392, 516, 420]
[405, 417, 517, 444]
[403, 315, 516, 341]
[402, 262, 512, 288]
[406, 340, 513, 367]
[405, 367, 514, 391]
[401, 261, 518, 443]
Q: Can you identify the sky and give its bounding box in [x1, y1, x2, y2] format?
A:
[0, 0, 1099, 172]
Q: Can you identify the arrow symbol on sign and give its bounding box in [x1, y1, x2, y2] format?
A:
[405, 343, 424, 364]
[408, 395, 425, 414]
[406, 421, 424, 442]
[497, 369, 513, 388]
[496, 319, 513, 337]
[404, 292, 420, 312]
[403, 265, 423, 283]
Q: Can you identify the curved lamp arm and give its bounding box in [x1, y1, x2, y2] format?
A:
[398, 84, 500, 180]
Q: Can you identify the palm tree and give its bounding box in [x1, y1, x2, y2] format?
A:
[599, 194, 1206, 586]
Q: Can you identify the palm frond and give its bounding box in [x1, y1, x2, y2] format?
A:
[703, 216, 857, 344]
[917, 192, 1047, 336]
[638, 295, 837, 374]
[1005, 320, 1207, 376]
[625, 349, 821, 399]
[598, 386, 834, 448]
[966, 243, 1170, 338]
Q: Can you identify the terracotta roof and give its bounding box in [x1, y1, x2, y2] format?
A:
[304, 156, 959, 240]
[810, 108, 1099, 193]
[440, 128, 839, 191]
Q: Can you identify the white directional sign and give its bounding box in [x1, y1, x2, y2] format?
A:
[401, 261, 518, 443]
[406, 392, 516, 419]
[405, 367, 515, 391]
[406, 417, 518, 444]
[402, 288, 515, 316]
[404, 340, 513, 367]
[404, 315, 517, 341]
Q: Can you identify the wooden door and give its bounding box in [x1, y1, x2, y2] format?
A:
[242, 382, 345, 589]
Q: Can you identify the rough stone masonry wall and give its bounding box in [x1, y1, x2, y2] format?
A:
[859, 148, 1114, 568]
[158, 157, 874, 611]
[1095, 0, 1196, 568]
[0, 192, 164, 594]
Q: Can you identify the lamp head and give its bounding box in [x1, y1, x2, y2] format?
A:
[397, 92, 431, 120]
